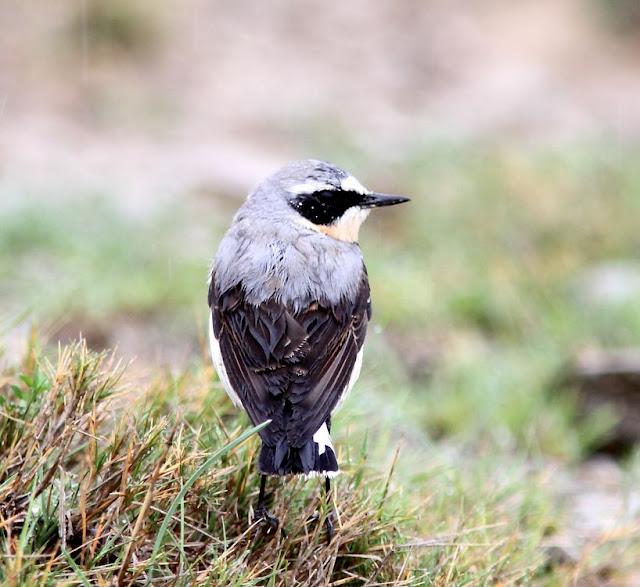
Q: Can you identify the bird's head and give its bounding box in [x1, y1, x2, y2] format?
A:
[256, 159, 410, 243]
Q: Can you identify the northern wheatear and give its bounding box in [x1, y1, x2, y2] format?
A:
[208, 159, 409, 539]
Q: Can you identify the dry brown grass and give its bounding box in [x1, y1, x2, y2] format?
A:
[0, 338, 419, 586]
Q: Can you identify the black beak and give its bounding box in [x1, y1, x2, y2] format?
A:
[360, 192, 411, 209]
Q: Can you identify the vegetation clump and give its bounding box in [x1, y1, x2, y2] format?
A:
[0, 339, 416, 585]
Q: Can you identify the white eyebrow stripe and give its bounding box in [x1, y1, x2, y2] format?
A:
[340, 175, 370, 195]
[288, 181, 337, 195]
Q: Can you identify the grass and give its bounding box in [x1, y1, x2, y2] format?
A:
[2, 143, 640, 583]
[3, 336, 636, 584]
[0, 195, 206, 321]
[0, 339, 419, 585]
[360, 144, 640, 456]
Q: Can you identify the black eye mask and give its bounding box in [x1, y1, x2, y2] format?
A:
[289, 190, 365, 225]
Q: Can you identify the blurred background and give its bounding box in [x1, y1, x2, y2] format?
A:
[2, 0, 640, 581]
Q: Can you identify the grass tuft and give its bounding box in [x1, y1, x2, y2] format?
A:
[0, 339, 418, 585]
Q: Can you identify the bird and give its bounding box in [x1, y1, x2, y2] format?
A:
[207, 159, 409, 540]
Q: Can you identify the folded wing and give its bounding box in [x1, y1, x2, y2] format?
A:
[208, 272, 371, 449]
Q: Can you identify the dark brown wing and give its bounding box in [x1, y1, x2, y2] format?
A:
[209, 273, 370, 449]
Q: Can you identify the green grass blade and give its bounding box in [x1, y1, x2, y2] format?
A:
[146, 420, 270, 583]
[18, 478, 38, 555]
[61, 545, 92, 587]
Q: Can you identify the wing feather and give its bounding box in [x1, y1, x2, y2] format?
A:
[209, 271, 370, 449]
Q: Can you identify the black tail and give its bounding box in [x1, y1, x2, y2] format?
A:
[258, 438, 338, 476]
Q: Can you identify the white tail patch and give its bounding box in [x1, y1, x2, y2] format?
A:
[312, 422, 334, 456]
[304, 469, 341, 479]
[306, 422, 340, 479]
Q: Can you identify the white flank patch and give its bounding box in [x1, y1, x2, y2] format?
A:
[312, 422, 334, 456]
[333, 347, 364, 413]
[340, 175, 369, 195]
[209, 314, 242, 408]
[288, 181, 336, 195]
